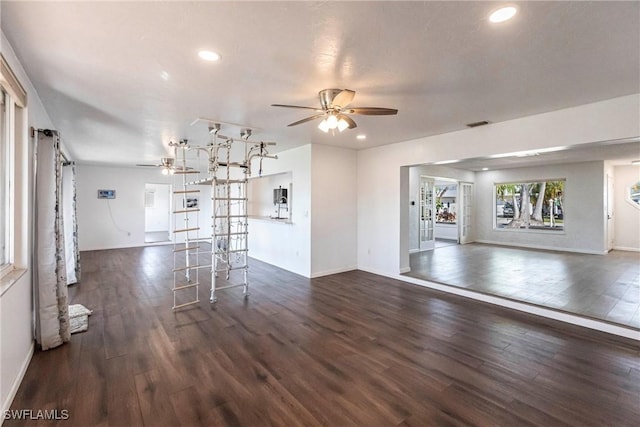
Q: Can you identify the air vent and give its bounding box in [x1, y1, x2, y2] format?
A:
[466, 120, 490, 128]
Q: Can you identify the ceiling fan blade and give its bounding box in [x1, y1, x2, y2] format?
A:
[339, 114, 357, 129]
[136, 164, 160, 167]
[287, 113, 327, 127]
[331, 89, 355, 109]
[346, 107, 398, 115]
[271, 104, 323, 111]
[173, 166, 194, 171]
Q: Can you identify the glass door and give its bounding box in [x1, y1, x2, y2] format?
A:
[419, 177, 435, 251]
[459, 182, 473, 244]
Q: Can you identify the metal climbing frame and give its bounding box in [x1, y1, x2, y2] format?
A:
[170, 142, 208, 309]
[169, 127, 277, 308]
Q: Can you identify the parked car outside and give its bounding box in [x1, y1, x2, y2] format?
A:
[502, 202, 514, 218]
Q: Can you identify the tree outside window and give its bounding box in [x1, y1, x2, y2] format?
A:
[495, 180, 565, 231]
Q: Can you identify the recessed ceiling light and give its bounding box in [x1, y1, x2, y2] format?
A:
[198, 50, 221, 61]
[356, 134, 366, 140]
[482, 167, 489, 171]
[489, 6, 517, 23]
[160, 71, 170, 81]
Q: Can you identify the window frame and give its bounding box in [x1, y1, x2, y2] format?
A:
[493, 178, 566, 233]
[0, 54, 27, 279]
[627, 180, 640, 211]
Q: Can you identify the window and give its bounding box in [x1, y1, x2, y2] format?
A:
[495, 180, 565, 231]
[1, 55, 27, 277]
[0, 89, 8, 269]
[628, 181, 640, 209]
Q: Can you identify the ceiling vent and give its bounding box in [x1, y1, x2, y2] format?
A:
[466, 120, 490, 128]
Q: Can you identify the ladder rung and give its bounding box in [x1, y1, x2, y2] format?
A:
[173, 300, 199, 310]
[173, 170, 201, 174]
[174, 227, 200, 233]
[214, 265, 248, 272]
[173, 283, 199, 291]
[173, 209, 201, 214]
[173, 265, 196, 272]
[213, 197, 247, 201]
[174, 190, 200, 194]
[216, 249, 248, 254]
[213, 283, 245, 291]
[173, 246, 200, 253]
[173, 264, 213, 272]
[214, 179, 247, 184]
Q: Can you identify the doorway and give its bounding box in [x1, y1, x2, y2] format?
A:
[418, 176, 471, 251]
[418, 176, 435, 251]
[144, 183, 171, 243]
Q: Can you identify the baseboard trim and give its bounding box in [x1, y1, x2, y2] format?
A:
[358, 267, 639, 341]
[1, 341, 34, 425]
[310, 266, 357, 279]
[613, 246, 640, 252]
[474, 239, 607, 255]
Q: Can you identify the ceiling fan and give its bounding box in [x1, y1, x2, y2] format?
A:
[136, 157, 192, 175]
[272, 88, 398, 133]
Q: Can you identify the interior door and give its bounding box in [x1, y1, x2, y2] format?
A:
[459, 182, 474, 244]
[419, 177, 435, 251]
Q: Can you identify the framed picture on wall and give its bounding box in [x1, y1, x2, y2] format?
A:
[185, 197, 198, 208]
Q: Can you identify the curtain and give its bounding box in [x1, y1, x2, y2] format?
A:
[34, 130, 70, 350]
[62, 162, 80, 284]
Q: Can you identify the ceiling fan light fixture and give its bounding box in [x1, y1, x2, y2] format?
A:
[161, 167, 170, 175]
[318, 119, 330, 133]
[326, 114, 339, 129]
[337, 118, 350, 132]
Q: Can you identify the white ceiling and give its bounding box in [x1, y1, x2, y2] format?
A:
[2, 1, 639, 167]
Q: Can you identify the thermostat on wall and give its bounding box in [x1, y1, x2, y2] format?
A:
[97, 189, 116, 199]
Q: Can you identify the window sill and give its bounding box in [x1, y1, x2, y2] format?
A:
[0, 267, 28, 297]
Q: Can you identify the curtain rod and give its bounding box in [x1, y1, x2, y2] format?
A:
[30, 127, 70, 164]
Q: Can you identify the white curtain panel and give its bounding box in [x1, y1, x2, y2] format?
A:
[34, 130, 70, 350]
[62, 163, 80, 284]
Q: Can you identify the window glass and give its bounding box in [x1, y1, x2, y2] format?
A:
[629, 181, 640, 209]
[495, 180, 565, 231]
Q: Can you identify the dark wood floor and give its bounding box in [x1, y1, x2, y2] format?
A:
[407, 243, 640, 329]
[8, 246, 640, 426]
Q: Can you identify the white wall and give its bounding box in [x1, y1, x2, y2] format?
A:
[247, 144, 358, 278]
[359, 95, 640, 277]
[310, 144, 357, 277]
[144, 183, 170, 232]
[248, 145, 311, 277]
[475, 161, 606, 254]
[76, 165, 212, 251]
[613, 164, 640, 251]
[0, 32, 54, 418]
